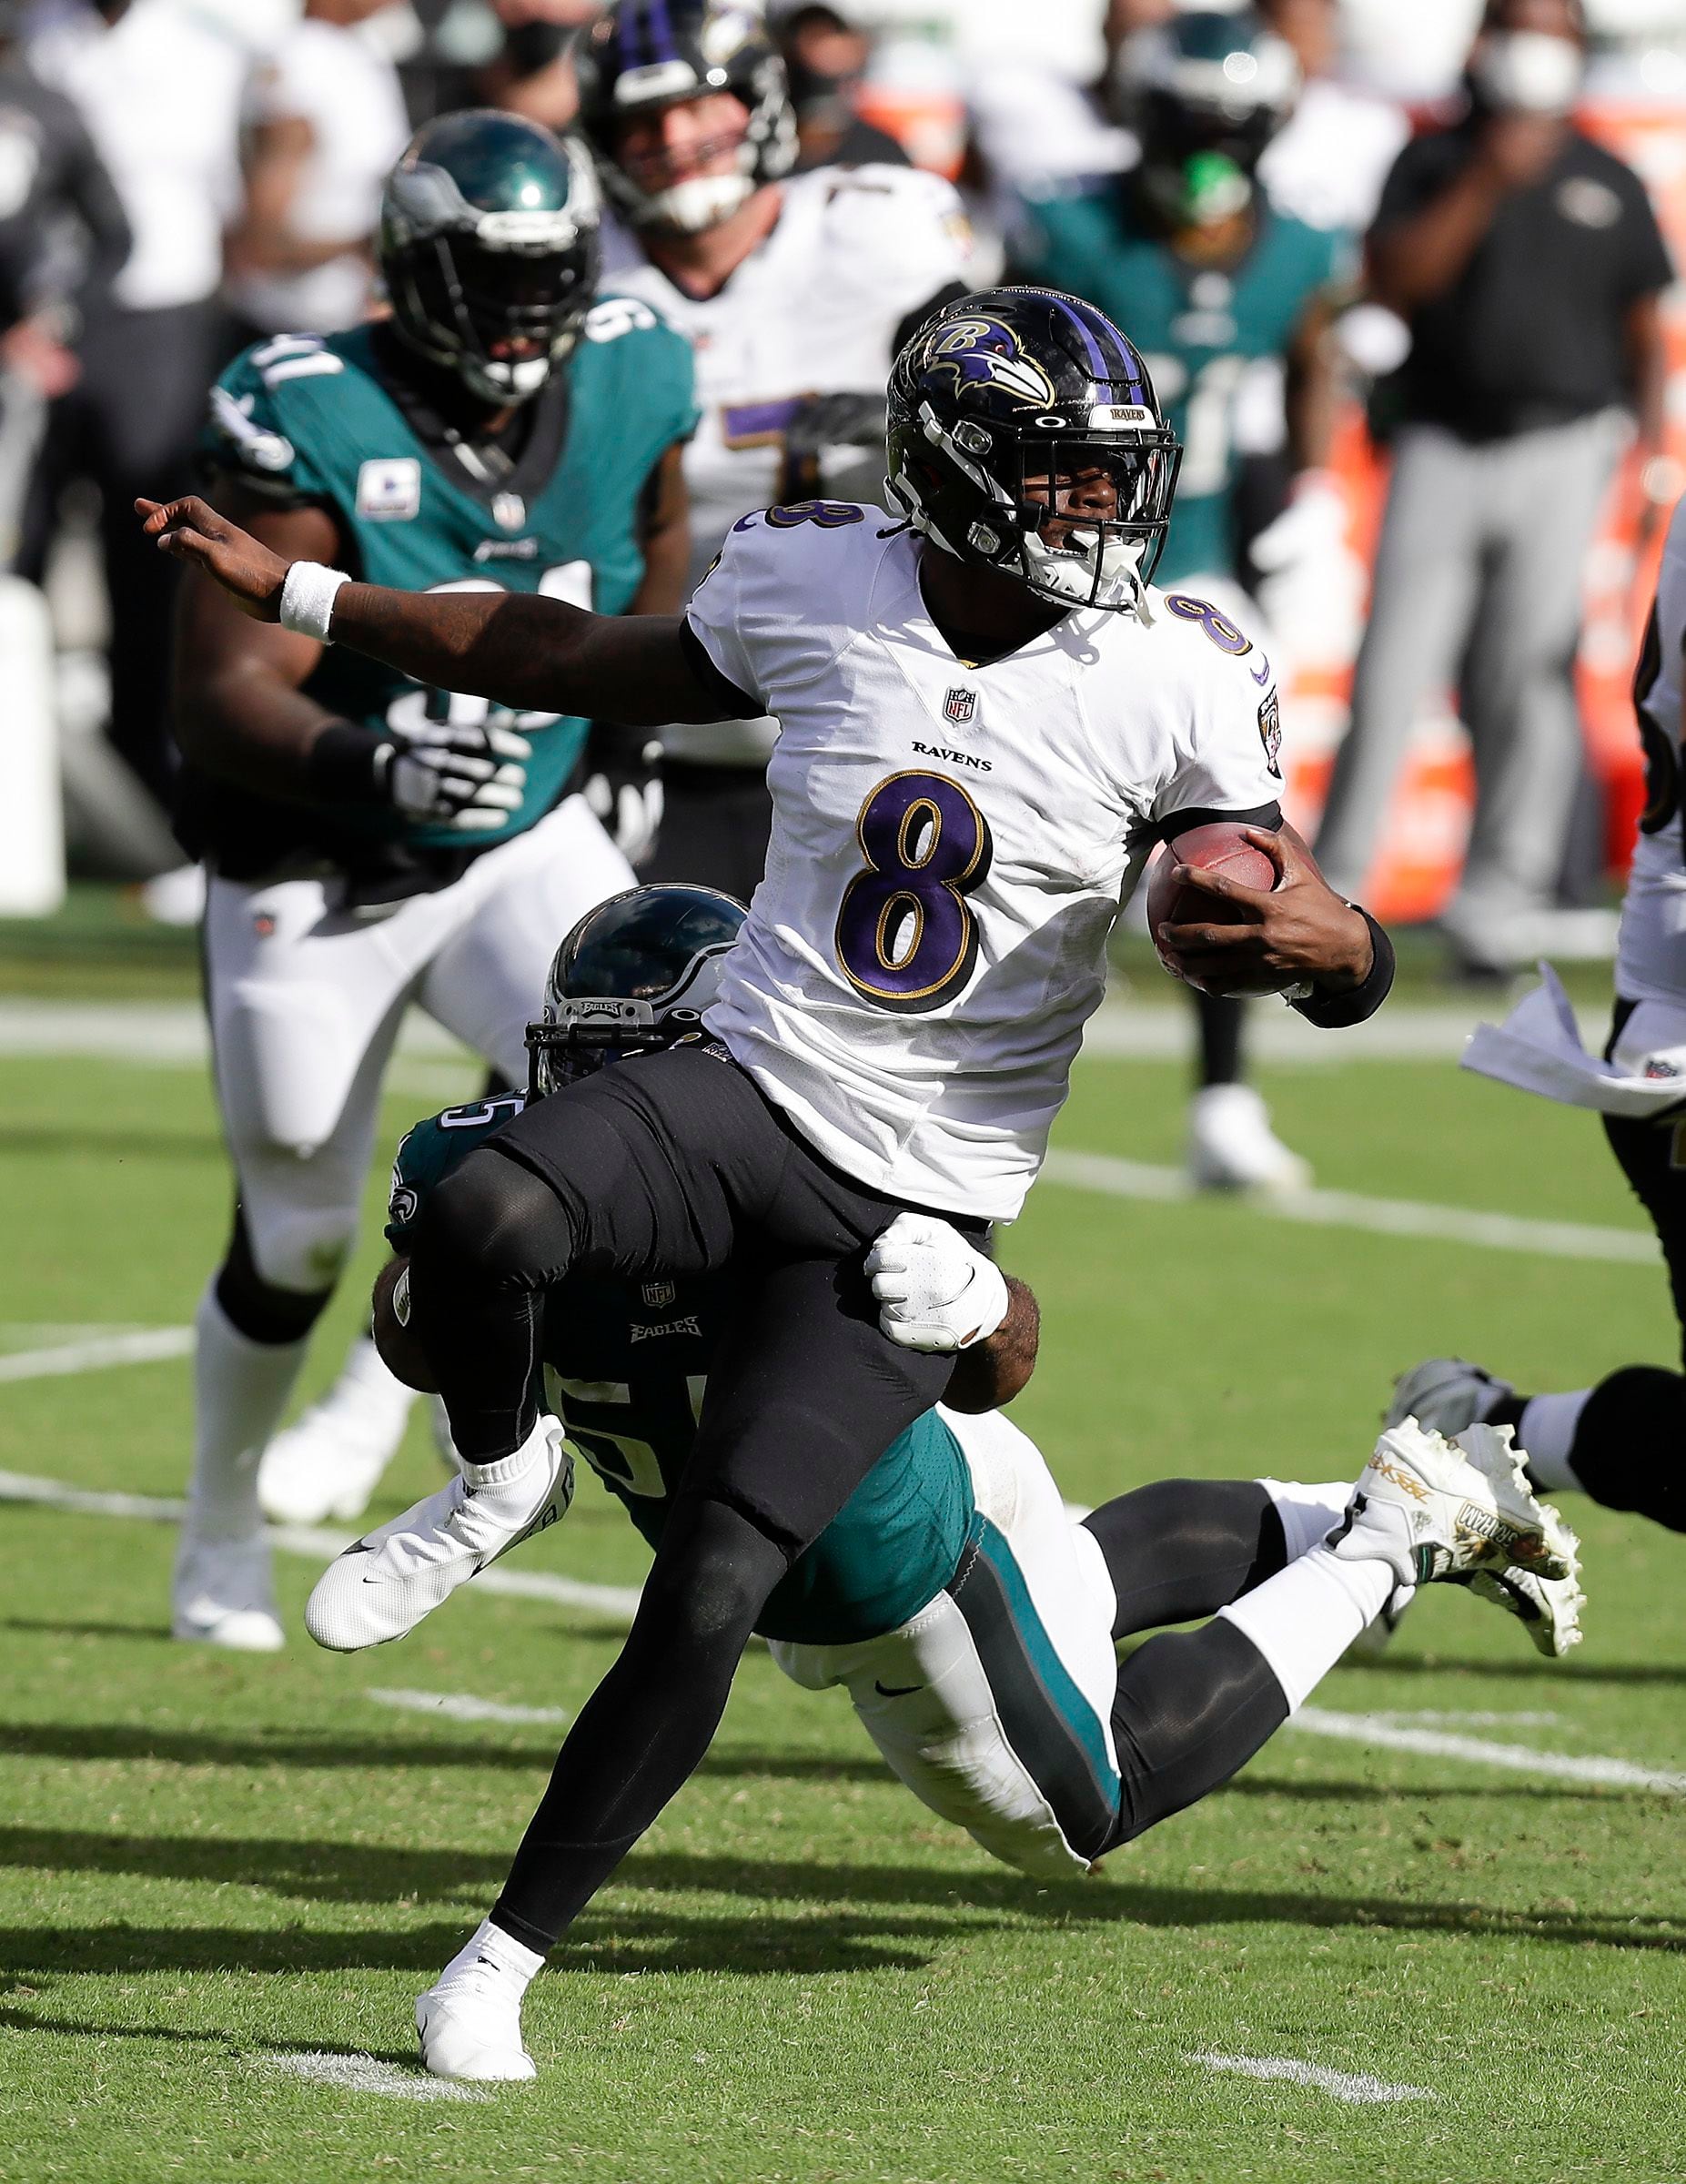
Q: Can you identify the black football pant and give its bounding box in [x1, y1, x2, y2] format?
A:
[407, 1045, 974, 1949]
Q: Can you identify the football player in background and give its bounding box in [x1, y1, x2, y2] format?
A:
[141, 283, 1407, 1997]
[167, 110, 697, 1650]
[1012, 1, 1350, 1193]
[347, 883, 1579, 2082]
[259, 0, 979, 1522]
[573, 0, 976, 900]
[1388, 490, 1686, 1545]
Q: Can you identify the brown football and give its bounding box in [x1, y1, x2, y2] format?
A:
[1146, 823, 1279, 994]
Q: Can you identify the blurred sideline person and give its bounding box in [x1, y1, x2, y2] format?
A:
[224, 0, 411, 344]
[346, 884, 1576, 2082]
[1256, 0, 1408, 239]
[171, 112, 696, 1648]
[0, 0, 129, 558]
[479, 1, 602, 134]
[1314, 0, 1673, 976]
[771, 4, 909, 174]
[1387, 488, 1686, 1544]
[574, 0, 974, 899]
[264, 0, 976, 1519]
[23, 0, 247, 813]
[1014, 2, 1349, 1191]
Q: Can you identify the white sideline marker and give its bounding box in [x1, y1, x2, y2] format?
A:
[1291, 1706, 1686, 1797]
[368, 1686, 570, 1727]
[1191, 2052, 1433, 2105]
[0, 1326, 193, 1383]
[1040, 1148, 1658, 1267]
[264, 2050, 490, 2103]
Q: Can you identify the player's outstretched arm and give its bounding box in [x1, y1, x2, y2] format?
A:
[136, 495, 732, 728]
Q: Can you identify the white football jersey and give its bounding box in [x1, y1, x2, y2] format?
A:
[1618, 491, 1686, 1011]
[601, 164, 974, 762]
[689, 509, 1286, 1220]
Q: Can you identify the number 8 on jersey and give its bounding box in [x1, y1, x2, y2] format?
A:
[834, 771, 994, 1013]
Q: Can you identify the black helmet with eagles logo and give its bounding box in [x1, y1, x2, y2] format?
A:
[886, 286, 1181, 617]
[525, 884, 747, 1097]
[574, 1, 796, 235]
[379, 109, 602, 408]
[1114, 3, 1300, 230]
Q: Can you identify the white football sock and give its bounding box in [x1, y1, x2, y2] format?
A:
[1257, 1477, 1355, 1562]
[459, 1414, 555, 1501]
[1517, 1390, 1591, 1494]
[187, 1285, 309, 1540]
[1218, 1546, 1395, 1714]
[439, 1916, 545, 1996]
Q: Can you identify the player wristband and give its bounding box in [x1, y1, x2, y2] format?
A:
[279, 561, 352, 643]
[1291, 907, 1395, 1029]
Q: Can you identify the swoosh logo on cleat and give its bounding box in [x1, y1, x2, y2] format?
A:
[873, 1681, 923, 1698]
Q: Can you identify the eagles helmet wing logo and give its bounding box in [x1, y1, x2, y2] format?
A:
[925, 318, 1057, 411]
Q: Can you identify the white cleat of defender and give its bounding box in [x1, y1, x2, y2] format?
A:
[257, 1336, 417, 1526]
[1186, 1083, 1312, 1194]
[416, 1964, 536, 2083]
[304, 1416, 574, 1652]
[1332, 1415, 1583, 1656]
[172, 1530, 285, 1652]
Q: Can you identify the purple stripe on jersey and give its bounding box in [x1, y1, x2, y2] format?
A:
[645, 0, 680, 64]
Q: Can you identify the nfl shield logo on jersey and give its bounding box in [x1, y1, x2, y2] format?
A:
[641, 1280, 677, 1310]
[944, 686, 977, 726]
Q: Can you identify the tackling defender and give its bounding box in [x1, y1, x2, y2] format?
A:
[345, 884, 1579, 2081]
[1388, 488, 1686, 1542]
[167, 111, 697, 1649]
[142, 282, 1404, 1995]
[1014, 3, 1350, 1193]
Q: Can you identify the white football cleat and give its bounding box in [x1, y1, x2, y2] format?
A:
[304, 1416, 573, 1652]
[1386, 1357, 1515, 1440]
[1186, 1084, 1312, 1194]
[1460, 1553, 1586, 1659]
[172, 1529, 284, 1652]
[417, 1965, 536, 2083]
[257, 1335, 416, 1526]
[1330, 1417, 1576, 1592]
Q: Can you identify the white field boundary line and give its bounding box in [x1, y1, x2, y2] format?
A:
[0, 1326, 193, 1382]
[1189, 2053, 1433, 2105]
[261, 2051, 490, 2103]
[1041, 1148, 1658, 1266]
[0, 1469, 644, 1620]
[367, 1686, 570, 1727]
[1292, 1706, 1686, 1796]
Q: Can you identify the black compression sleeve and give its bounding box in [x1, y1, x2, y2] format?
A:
[1292, 906, 1394, 1028]
[305, 722, 389, 805]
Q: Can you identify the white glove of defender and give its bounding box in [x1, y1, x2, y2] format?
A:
[379, 720, 532, 831]
[584, 767, 665, 864]
[866, 1211, 1010, 1355]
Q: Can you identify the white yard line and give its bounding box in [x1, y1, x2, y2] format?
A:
[262, 2051, 490, 2103]
[0, 1326, 193, 1382]
[1190, 2052, 1433, 2104]
[367, 1687, 570, 1727]
[1292, 1706, 1686, 1796]
[1040, 1148, 1657, 1267]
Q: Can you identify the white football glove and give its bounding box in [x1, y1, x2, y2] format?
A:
[865, 1211, 1010, 1355]
[1247, 470, 1348, 577]
[378, 720, 532, 832]
[585, 764, 664, 864]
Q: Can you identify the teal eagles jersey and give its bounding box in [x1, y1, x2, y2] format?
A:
[192, 303, 696, 874]
[386, 1096, 974, 1647]
[1014, 186, 1344, 586]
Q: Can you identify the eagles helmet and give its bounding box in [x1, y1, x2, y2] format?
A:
[574, 1, 796, 235]
[379, 109, 602, 408]
[886, 288, 1181, 617]
[1115, 2, 1300, 230]
[524, 884, 747, 1098]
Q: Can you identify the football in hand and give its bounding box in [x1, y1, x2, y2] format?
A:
[1146, 823, 1279, 996]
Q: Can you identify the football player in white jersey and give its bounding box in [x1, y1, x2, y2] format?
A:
[140, 282, 1401, 1967]
[572, 0, 977, 900]
[255, 0, 977, 1529]
[1385, 489, 1686, 1548]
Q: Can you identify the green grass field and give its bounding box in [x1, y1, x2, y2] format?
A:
[2, 935, 1684, 2182]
